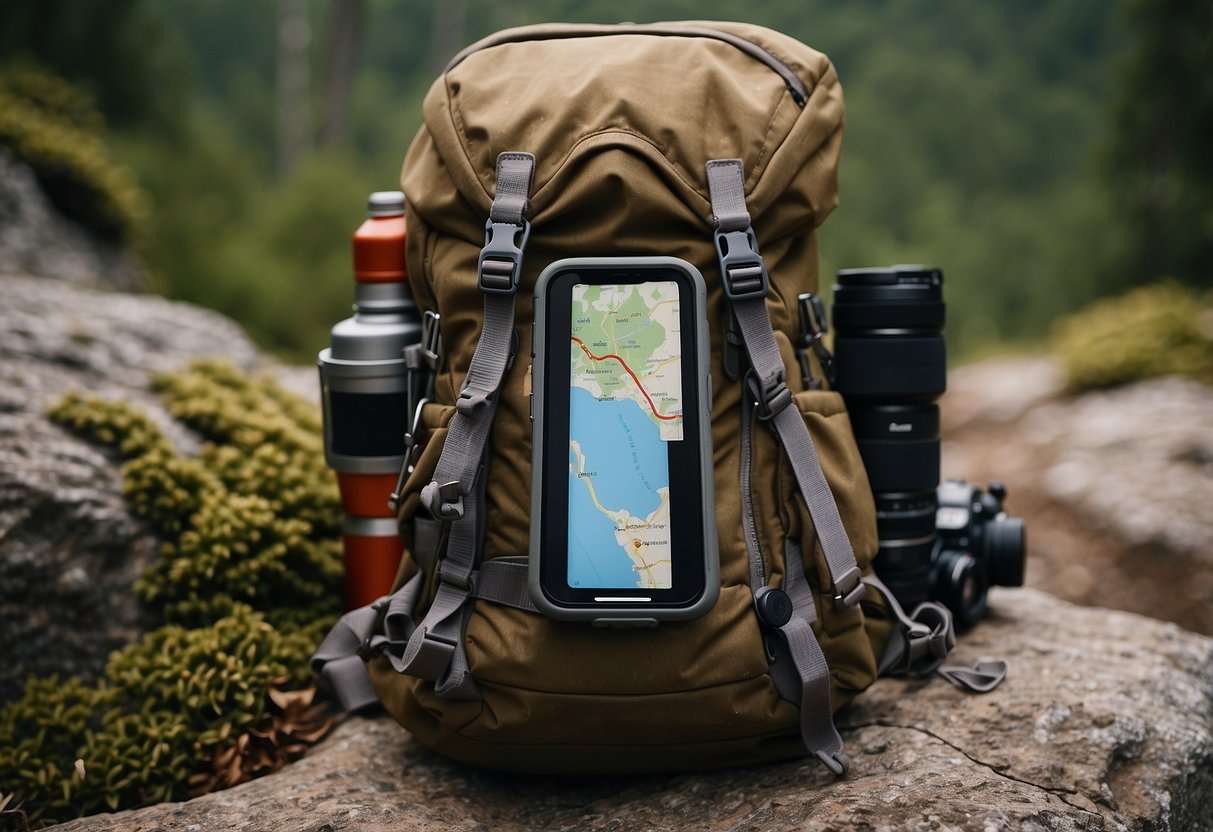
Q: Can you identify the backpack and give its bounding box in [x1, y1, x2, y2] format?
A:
[313, 20, 964, 776]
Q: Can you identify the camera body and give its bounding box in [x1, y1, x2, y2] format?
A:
[827, 265, 1026, 627]
[931, 479, 1026, 627]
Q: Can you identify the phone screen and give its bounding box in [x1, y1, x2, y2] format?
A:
[566, 282, 682, 590]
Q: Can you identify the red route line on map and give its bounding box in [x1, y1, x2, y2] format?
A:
[570, 336, 679, 422]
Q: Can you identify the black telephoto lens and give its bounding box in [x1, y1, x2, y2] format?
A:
[832, 266, 946, 611]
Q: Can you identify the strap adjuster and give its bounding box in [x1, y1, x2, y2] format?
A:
[437, 558, 472, 592]
[456, 385, 490, 416]
[421, 310, 442, 371]
[832, 566, 866, 609]
[796, 292, 835, 388]
[356, 595, 393, 660]
[406, 626, 459, 680]
[478, 219, 531, 295]
[714, 228, 769, 300]
[746, 371, 793, 421]
[436, 480, 464, 520]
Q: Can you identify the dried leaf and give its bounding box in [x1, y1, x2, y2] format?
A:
[189, 687, 334, 798]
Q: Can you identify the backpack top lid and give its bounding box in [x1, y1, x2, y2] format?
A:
[403, 21, 845, 244]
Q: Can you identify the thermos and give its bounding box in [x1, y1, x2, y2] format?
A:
[318, 191, 420, 609]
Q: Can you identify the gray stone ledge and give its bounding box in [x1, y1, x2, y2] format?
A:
[47, 588, 1213, 832]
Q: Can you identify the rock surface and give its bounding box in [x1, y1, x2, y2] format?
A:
[47, 588, 1213, 832]
[0, 149, 143, 291]
[0, 271, 262, 702]
[943, 357, 1213, 635]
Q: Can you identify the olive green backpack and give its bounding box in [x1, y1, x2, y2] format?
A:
[313, 21, 965, 776]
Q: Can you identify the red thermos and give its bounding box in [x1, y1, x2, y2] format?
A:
[318, 192, 420, 609]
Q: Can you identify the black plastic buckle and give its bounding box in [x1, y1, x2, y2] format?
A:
[746, 371, 793, 421]
[797, 292, 835, 388]
[421, 310, 442, 371]
[714, 228, 769, 301]
[478, 219, 531, 295]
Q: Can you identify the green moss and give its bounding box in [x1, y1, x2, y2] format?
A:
[0, 63, 148, 242]
[1052, 280, 1213, 390]
[2, 361, 342, 826]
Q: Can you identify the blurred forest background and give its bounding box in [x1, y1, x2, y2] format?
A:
[1, 0, 1209, 363]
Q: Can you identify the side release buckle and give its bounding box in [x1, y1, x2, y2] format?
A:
[478, 219, 531, 295]
[714, 228, 769, 301]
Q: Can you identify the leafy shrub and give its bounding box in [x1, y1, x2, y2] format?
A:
[0, 63, 148, 242]
[0, 361, 341, 826]
[1052, 280, 1213, 390]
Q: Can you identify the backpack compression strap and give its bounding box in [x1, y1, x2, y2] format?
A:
[705, 159, 861, 776]
[311, 153, 536, 709]
[398, 151, 536, 699]
[705, 159, 866, 611]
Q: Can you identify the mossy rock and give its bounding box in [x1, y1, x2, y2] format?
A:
[1051, 280, 1213, 391]
[0, 361, 341, 827]
[0, 63, 147, 242]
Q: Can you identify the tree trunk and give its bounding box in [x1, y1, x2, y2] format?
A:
[318, 0, 366, 148]
[277, 0, 312, 178]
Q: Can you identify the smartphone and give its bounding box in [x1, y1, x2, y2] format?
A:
[529, 257, 718, 625]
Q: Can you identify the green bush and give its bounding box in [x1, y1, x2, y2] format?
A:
[0, 63, 148, 242]
[1052, 280, 1213, 390]
[0, 361, 341, 827]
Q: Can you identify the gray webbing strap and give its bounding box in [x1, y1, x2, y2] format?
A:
[775, 537, 849, 776]
[310, 569, 425, 712]
[487, 153, 534, 225]
[862, 575, 1005, 692]
[419, 152, 535, 521]
[400, 152, 535, 699]
[937, 658, 1007, 693]
[310, 603, 382, 712]
[706, 159, 864, 610]
[864, 574, 955, 677]
[473, 557, 540, 613]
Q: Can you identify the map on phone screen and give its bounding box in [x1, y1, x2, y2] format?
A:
[566, 282, 683, 590]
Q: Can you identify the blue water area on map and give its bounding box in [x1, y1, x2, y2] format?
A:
[567, 386, 669, 588]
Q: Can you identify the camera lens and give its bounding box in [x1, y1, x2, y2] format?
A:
[833, 266, 946, 610]
[931, 548, 988, 628]
[984, 517, 1026, 587]
[832, 265, 946, 402]
[870, 493, 936, 609]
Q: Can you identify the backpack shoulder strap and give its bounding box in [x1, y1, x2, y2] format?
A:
[400, 151, 536, 700]
[705, 158, 861, 777]
[706, 159, 865, 610]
